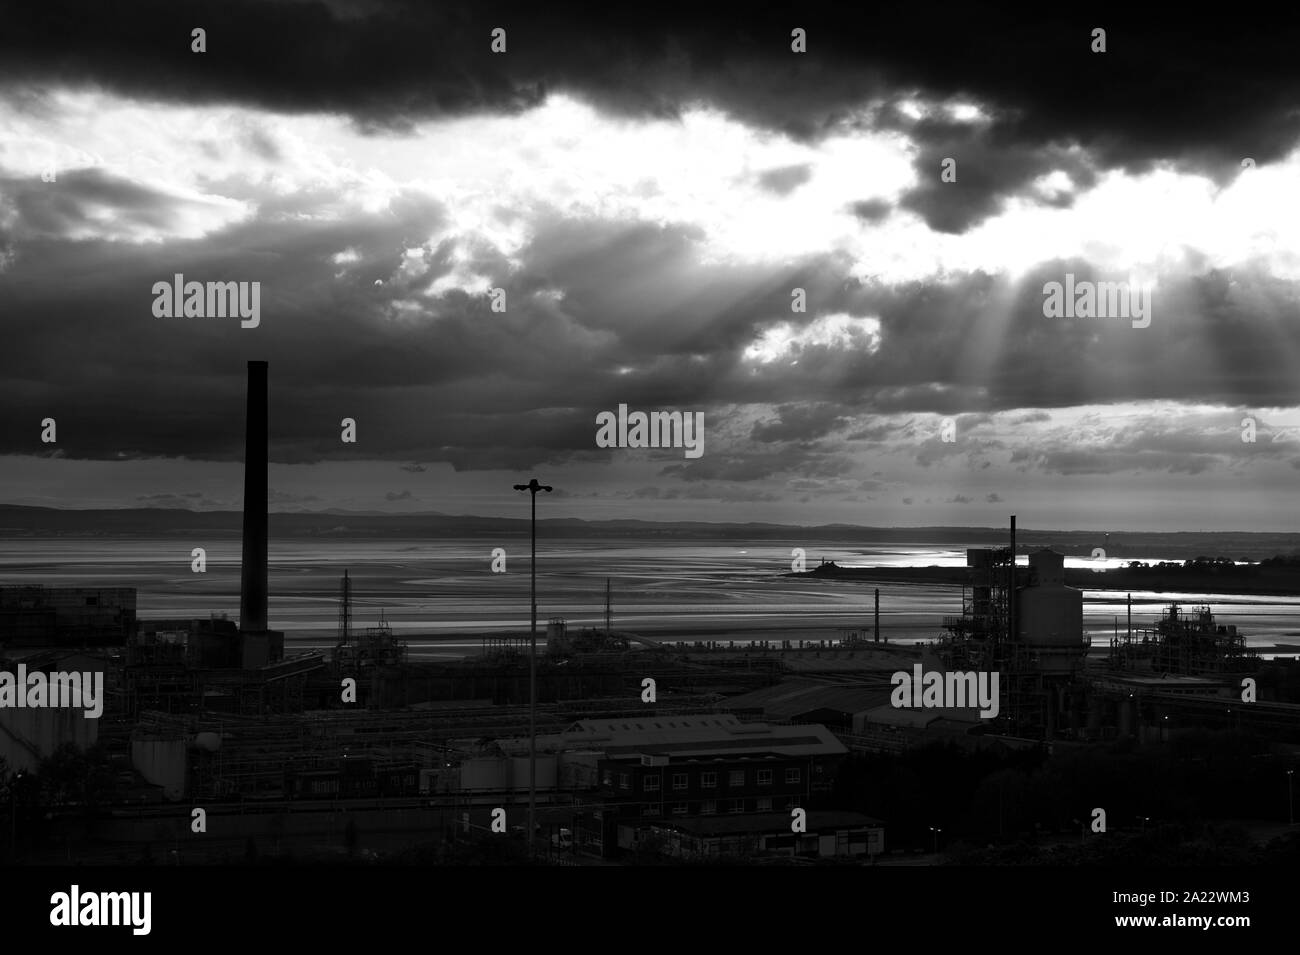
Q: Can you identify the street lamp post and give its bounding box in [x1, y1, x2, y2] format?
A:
[514, 478, 552, 859]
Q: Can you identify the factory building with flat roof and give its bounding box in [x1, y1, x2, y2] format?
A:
[0, 586, 136, 649]
[491, 714, 849, 859]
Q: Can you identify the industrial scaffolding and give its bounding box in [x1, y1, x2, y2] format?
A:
[933, 544, 1053, 737]
[113, 650, 324, 719]
[332, 569, 407, 670]
[1108, 603, 1258, 676]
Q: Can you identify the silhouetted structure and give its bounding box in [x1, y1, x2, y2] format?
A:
[0, 586, 135, 648]
[935, 517, 1088, 737]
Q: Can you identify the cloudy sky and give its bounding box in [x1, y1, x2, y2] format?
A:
[2, 2, 1300, 531]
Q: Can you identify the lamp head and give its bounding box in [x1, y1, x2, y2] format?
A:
[514, 478, 553, 493]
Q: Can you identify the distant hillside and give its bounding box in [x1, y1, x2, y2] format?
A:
[4, 504, 1300, 561]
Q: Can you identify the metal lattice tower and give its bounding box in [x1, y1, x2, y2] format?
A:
[338, 569, 352, 645]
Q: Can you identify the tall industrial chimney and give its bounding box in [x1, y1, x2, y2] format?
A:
[239, 360, 268, 634]
[1008, 515, 1016, 643]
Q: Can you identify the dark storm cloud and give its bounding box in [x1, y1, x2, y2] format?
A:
[0, 168, 224, 237]
[845, 421, 904, 442]
[788, 266, 1300, 414]
[751, 403, 851, 443]
[3, 3, 1298, 207]
[890, 123, 1101, 232]
[0, 175, 464, 462]
[1006, 412, 1297, 479]
[3, 164, 1300, 472]
[914, 431, 1005, 468]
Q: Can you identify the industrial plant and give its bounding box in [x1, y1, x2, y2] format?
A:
[928, 517, 1285, 746]
[0, 361, 883, 864]
[1, 363, 1297, 865]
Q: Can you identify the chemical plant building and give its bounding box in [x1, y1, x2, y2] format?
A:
[471, 715, 860, 859]
[934, 543, 1090, 739]
[0, 586, 136, 647]
[724, 530, 1291, 753]
[910, 528, 1284, 745]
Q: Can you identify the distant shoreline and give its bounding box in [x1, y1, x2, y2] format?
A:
[789, 564, 1300, 597]
[5, 505, 1300, 560]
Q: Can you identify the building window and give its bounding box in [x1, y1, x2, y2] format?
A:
[702, 800, 717, 815]
[701, 772, 717, 789]
[672, 773, 688, 791]
[756, 797, 772, 812]
[673, 803, 689, 815]
[757, 769, 773, 786]
[643, 775, 660, 792]
[729, 770, 745, 787]
[618, 773, 630, 790]
[729, 799, 745, 813]
[785, 768, 801, 784]
[642, 804, 658, 816]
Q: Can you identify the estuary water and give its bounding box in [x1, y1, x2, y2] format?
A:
[1, 538, 1296, 659]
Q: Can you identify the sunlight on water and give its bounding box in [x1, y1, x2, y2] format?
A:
[0, 538, 1295, 657]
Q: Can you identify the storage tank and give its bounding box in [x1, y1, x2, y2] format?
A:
[131, 736, 187, 800]
[1016, 550, 1084, 674]
[1027, 549, 1065, 585]
[1017, 551, 1082, 645]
